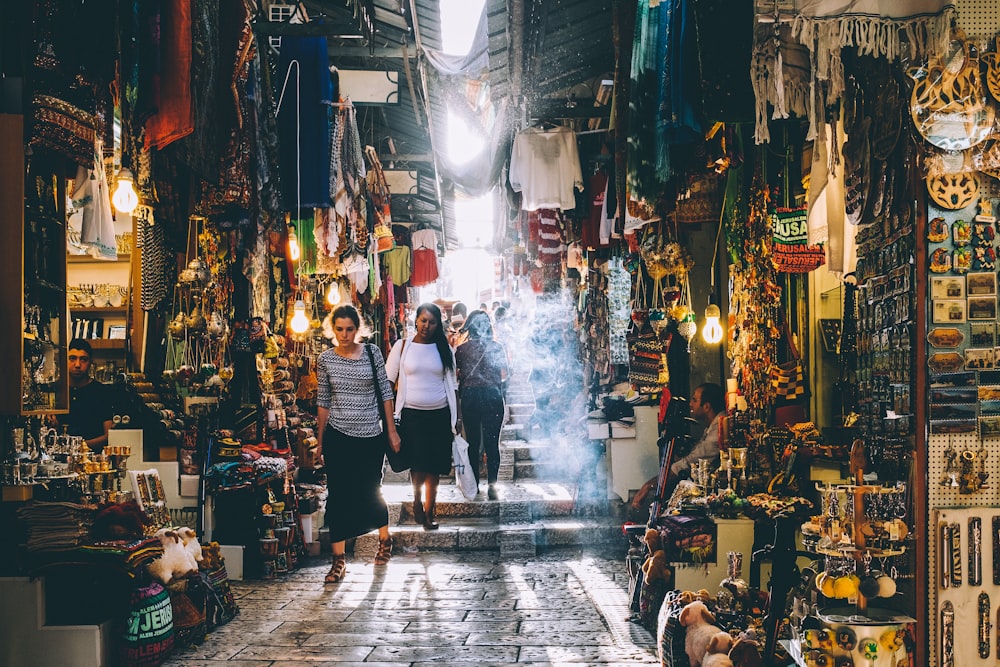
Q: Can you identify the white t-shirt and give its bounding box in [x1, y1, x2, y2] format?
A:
[399, 342, 449, 410]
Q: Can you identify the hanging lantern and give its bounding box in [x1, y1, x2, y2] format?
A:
[287, 225, 301, 262]
[678, 311, 698, 347]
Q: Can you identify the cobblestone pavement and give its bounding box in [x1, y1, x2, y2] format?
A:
[163, 547, 659, 666]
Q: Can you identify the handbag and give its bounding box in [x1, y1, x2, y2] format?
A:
[452, 434, 478, 500]
[366, 344, 409, 473]
[768, 319, 807, 400]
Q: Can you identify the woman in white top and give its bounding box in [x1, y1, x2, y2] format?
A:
[385, 303, 459, 530]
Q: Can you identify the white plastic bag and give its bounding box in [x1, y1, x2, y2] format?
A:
[452, 435, 478, 500]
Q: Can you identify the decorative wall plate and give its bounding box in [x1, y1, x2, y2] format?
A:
[927, 172, 981, 210]
[927, 328, 965, 348]
[928, 217, 948, 242]
[930, 247, 952, 272]
[981, 52, 1000, 103]
[928, 352, 966, 373]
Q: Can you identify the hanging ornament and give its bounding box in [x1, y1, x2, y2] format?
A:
[678, 312, 698, 348]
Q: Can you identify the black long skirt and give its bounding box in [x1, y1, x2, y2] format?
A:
[399, 406, 453, 475]
[323, 426, 389, 542]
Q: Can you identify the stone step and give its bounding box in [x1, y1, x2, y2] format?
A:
[500, 423, 529, 441]
[514, 459, 576, 481]
[507, 403, 535, 418]
[382, 481, 578, 522]
[348, 517, 625, 558]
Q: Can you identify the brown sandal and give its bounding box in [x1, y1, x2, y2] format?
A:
[374, 537, 393, 565]
[325, 554, 347, 583]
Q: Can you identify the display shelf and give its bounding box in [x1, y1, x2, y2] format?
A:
[87, 340, 126, 350]
[67, 254, 130, 264]
[0, 113, 69, 415]
[70, 307, 128, 315]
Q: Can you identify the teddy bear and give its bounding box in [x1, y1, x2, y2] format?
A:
[728, 634, 762, 667]
[644, 527, 662, 553]
[701, 631, 734, 667]
[641, 549, 671, 583]
[200, 541, 225, 571]
[680, 600, 725, 667]
[147, 528, 200, 584]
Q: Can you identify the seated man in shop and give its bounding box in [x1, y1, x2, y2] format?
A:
[57, 339, 115, 454]
[630, 382, 726, 515]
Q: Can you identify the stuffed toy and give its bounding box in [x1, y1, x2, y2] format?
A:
[728, 635, 763, 667]
[680, 600, 724, 667]
[147, 528, 200, 584]
[176, 527, 204, 564]
[701, 631, 734, 667]
[200, 542, 225, 571]
[641, 550, 671, 583]
[644, 528, 662, 553]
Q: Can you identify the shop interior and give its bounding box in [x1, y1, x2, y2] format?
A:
[2, 0, 1000, 666]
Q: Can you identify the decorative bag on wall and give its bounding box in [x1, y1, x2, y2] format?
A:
[769, 360, 806, 398]
[771, 206, 825, 273]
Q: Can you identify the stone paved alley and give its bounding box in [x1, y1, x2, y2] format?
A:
[162, 548, 660, 666]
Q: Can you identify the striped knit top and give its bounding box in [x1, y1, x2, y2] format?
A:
[316, 344, 394, 438]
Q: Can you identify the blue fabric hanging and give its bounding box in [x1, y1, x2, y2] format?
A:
[277, 35, 334, 209]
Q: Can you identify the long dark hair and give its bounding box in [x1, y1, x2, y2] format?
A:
[415, 303, 454, 371]
[463, 310, 494, 340]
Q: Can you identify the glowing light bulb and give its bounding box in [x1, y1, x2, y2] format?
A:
[702, 303, 723, 345]
[111, 168, 139, 214]
[326, 282, 341, 306]
[289, 299, 310, 334]
[288, 226, 300, 262]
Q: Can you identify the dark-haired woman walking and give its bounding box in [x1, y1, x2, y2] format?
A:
[317, 305, 400, 584]
[386, 303, 459, 530]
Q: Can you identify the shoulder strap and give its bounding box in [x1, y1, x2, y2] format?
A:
[366, 345, 388, 424]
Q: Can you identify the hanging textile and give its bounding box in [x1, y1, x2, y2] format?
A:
[277, 35, 334, 208]
[72, 139, 117, 261]
[145, 0, 194, 150]
[627, 0, 670, 202]
[608, 257, 631, 366]
[410, 229, 440, 287]
[508, 127, 584, 212]
[138, 207, 171, 311]
[751, 0, 955, 143]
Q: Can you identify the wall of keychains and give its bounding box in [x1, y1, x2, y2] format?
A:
[927, 182, 1000, 666]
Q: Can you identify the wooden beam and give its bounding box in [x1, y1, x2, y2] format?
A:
[378, 153, 433, 163]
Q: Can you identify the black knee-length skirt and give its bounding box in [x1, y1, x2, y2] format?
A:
[323, 426, 389, 542]
[399, 406, 453, 475]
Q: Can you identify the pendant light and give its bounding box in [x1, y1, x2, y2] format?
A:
[112, 168, 139, 214]
[289, 296, 310, 334]
[702, 296, 723, 345]
[326, 280, 341, 306]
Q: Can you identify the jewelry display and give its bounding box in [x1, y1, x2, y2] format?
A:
[950, 522, 962, 588]
[980, 591, 992, 658]
[942, 600, 955, 667]
[941, 522, 953, 589]
[969, 517, 982, 586]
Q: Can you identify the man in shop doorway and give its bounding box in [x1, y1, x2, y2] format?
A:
[669, 382, 725, 478]
[629, 382, 726, 516]
[59, 338, 115, 454]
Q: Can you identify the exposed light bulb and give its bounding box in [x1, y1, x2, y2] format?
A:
[702, 303, 723, 345]
[289, 299, 310, 334]
[112, 168, 139, 214]
[326, 282, 341, 306]
[288, 226, 300, 262]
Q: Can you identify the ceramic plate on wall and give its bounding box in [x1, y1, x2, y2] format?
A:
[928, 352, 966, 373]
[927, 328, 965, 348]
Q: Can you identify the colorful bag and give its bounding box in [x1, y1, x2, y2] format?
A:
[119, 581, 174, 666]
[769, 360, 806, 399]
